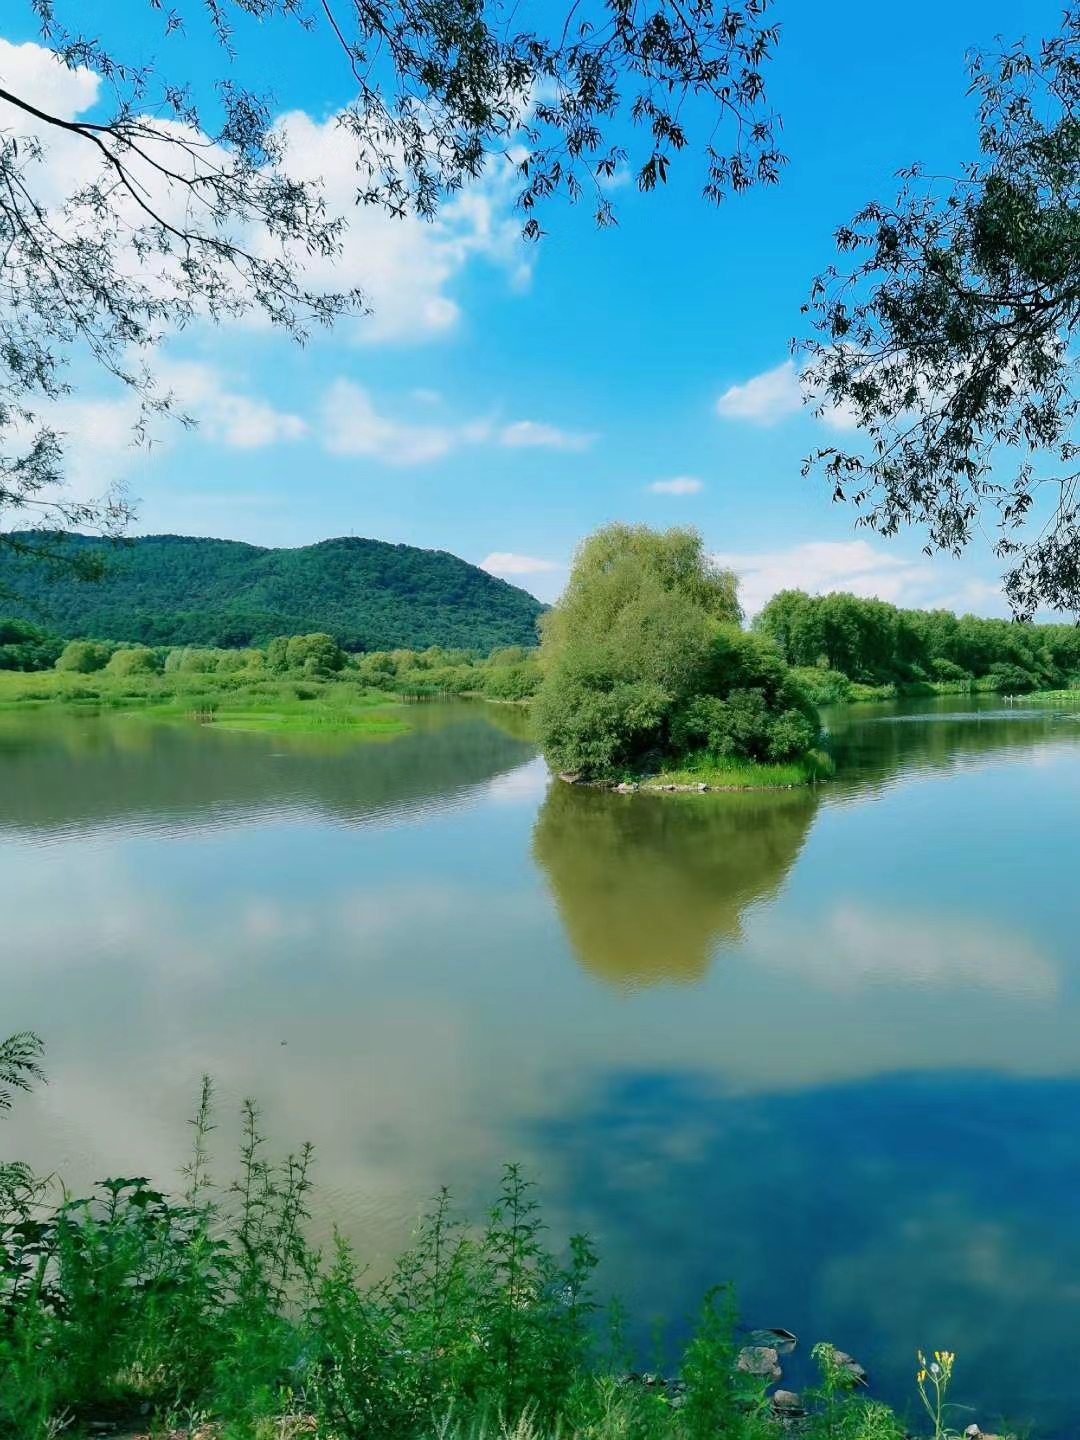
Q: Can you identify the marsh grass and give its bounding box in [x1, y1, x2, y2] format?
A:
[0, 670, 409, 740]
[647, 749, 834, 790]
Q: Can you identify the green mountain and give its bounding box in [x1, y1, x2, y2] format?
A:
[0, 533, 546, 651]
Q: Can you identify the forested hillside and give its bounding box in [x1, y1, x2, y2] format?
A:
[0, 534, 545, 651]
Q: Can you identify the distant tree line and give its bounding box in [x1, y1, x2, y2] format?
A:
[3, 626, 542, 701]
[755, 591, 1080, 697]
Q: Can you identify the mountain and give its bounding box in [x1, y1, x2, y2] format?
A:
[0, 533, 546, 652]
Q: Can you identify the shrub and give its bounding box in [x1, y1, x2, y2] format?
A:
[285, 633, 345, 675]
[930, 657, 971, 684]
[482, 660, 542, 701]
[55, 639, 114, 673]
[986, 661, 1038, 693]
[104, 647, 162, 676]
[790, 666, 853, 705]
[0, 620, 64, 672]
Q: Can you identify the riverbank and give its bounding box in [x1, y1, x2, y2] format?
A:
[559, 750, 834, 793]
[793, 668, 1080, 707]
[0, 669, 411, 739]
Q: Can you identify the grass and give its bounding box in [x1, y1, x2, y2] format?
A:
[645, 748, 835, 791]
[0, 1059, 965, 1440]
[0, 670, 411, 740]
[1009, 688, 1080, 703]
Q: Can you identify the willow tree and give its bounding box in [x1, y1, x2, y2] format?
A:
[803, 8, 1080, 618]
[2, 0, 784, 566]
[533, 523, 818, 779]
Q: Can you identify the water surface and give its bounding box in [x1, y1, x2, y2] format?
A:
[3, 696, 1080, 1432]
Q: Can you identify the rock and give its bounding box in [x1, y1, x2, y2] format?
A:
[832, 1351, 868, 1386]
[772, 1390, 806, 1417]
[697, 782, 709, 792]
[615, 782, 639, 794]
[736, 1345, 782, 1382]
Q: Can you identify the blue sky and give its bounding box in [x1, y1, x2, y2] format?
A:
[2, 1, 1064, 610]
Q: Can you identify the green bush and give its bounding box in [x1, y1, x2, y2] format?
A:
[104, 646, 162, 676]
[0, 620, 64, 672]
[55, 639, 114, 673]
[482, 659, 542, 700]
[285, 633, 345, 675]
[930, 657, 971, 684]
[790, 666, 853, 704]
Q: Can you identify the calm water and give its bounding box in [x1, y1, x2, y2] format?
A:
[4, 697, 1080, 1432]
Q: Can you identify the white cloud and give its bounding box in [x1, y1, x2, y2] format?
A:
[37, 362, 304, 500]
[321, 379, 464, 465]
[0, 39, 528, 352]
[480, 552, 567, 602]
[716, 361, 804, 426]
[715, 358, 859, 431]
[752, 903, 1057, 1000]
[650, 476, 704, 496]
[270, 109, 530, 345]
[320, 381, 590, 468]
[498, 420, 594, 452]
[157, 360, 306, 449]
[713, 538, 1005, 617]
[0, 38, 100, 121]
[480, 552, 564, 576]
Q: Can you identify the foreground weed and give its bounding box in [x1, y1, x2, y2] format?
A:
[916, 1350, 957, 1440]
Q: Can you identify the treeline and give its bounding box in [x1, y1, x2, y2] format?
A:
[0, 621, 541, 701]
[755, 591, 1080, 698]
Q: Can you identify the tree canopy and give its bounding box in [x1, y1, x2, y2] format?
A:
[1, 0, 783, 560]
[756, 588, 1080, 693]
[533, 523, 819, 779]
[803, 8, 1080, 618]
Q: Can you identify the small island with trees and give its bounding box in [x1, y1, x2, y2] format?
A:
[531, 525, 829, 791]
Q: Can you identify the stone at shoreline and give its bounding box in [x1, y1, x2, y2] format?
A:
[615, 782, 639, 793]
[772, 1390, 806, 1417]
[736, 1345, 783, 1382]
[832, 1351, 869, 1386]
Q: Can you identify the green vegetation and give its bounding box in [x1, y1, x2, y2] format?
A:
[533, 525, 822, 785]
[0, 1042, 966, 1440]
[0, 620, 64, 673]
[803, 9, 1080, 618]
[756, 590, 1080, 697]
[0, 632, 542, 739]
[0, 533, 545, 652]
[648, 750, 834, 791]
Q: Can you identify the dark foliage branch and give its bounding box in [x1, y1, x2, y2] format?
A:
[0, 1033, 43, 1113]
[2, 0, 783, 566]
[802, 10, 1080, 619]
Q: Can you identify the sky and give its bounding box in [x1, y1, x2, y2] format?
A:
[1, 1, 1067, 611]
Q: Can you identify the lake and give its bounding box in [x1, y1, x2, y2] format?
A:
[3, 696, 1080, 1433]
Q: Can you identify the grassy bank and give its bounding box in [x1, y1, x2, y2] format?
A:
[0, 1063, 977, 1440]
[643, 748, 835, 791]
[0, 669, 410, 739]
